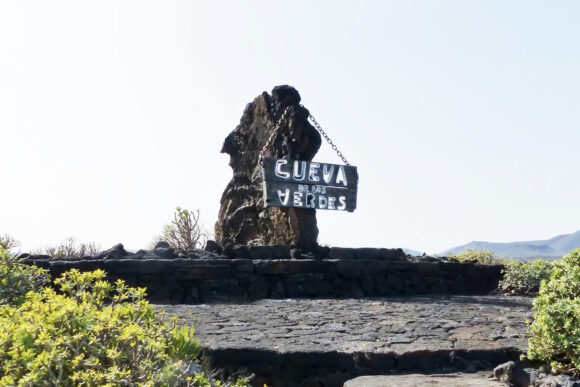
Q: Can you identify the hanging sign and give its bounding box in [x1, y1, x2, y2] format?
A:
[262, 157, 358, 212]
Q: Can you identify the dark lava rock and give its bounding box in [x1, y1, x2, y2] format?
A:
[493, 361, 530, 386]
[491, 361, 580, 387]
[290, 248, 317, 260]
[355, 248, 407, 261]
[232, 244, 250, 259]
[154, 247, 178, 259]
[221, 243, 251, 259]
[215, 85, 322, 250]
[249, 245, 291, 260]
[329, 247, 356, 260]
[154, 241, 171, 249]
[96, 243, 127, 260]
[204, 240, 222, 254]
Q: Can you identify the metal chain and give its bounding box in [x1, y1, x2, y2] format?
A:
[259, 106, 292, 165]
[306, 107, 351, 166]
[259, 104, 352, 166]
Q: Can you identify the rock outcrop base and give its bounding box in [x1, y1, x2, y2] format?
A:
[216, 85, 322, 249]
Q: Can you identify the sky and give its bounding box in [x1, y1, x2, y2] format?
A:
[1, 1, 579, 254]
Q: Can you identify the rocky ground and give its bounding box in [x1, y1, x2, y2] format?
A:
[157, 295, 532, 386]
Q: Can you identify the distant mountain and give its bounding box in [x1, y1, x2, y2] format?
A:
[403, 248, 426, 256]
[439, 230, 580, 260]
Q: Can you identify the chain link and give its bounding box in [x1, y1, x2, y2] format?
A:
[259, 106, 292, 165]
[259, 105, 351, 166]
[305, 107, 351, 166]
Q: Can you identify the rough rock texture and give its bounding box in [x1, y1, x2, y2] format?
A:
[344, 373, 506, 387]
[216, 85, 322, 250]
[159, 295, 532, 386]
[493, 361, 580, 387]
[23, 255, 503, 303]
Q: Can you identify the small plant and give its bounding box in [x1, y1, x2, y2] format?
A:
[450, 249, 502, 265]
[34, 237, 101, 258]
[153, 207, 210, 254]
[0, 246, 49, 306]
[498, 259, 553, 296]
[527, 249, 580, 375]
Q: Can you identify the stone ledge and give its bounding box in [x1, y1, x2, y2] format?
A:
[23, 258, 503, 303]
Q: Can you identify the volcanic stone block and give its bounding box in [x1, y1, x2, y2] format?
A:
[254, 259, 329, 275]
[177, 262, 232, 280]
[248, 279, 270, 299]
[231, 259, 254, 274]
[336, 259, 362, 278]
[216, 85, 322, 250]
[249, 245, 291, 259]
[355, 248, 408, 261]
[329, 247, 356, 260]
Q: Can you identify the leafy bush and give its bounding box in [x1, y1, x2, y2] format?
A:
[450, 249, 502, 265]
[527, 249, 580, 375]
[498, 259, 553, 296]
[153, 207, 209, 254]
[0, 247, 49, 306]
[0, 269, 217, 386]
[34, 237, 101, 258]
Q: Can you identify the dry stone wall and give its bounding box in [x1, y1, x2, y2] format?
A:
[21, 245, 503, 304]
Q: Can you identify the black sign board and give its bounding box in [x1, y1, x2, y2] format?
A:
[262, 157, 358, 212]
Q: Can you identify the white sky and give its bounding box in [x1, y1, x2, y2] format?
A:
[1, 1, 579, 254]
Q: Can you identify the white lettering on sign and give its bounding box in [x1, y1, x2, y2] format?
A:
[275, 159, 290, 179]
[293, 191, 303, 206]
[336, 165, 347, 186]
[328, 196, 336, 210]
[293, 161, 306, 181]
[308, 162, 320, 182]
[337, 196, 347, 210]
[271, 185, 349, 211]
[273, 160, 350, 187]
[277, 189, 290, 205]
[306, 193, 316, 208]
[263, 157, 357, 212]
[322, 164, 334, 184]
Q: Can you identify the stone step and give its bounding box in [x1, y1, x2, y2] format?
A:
[158, 295, 532, 387]
[344, 372, 505, 386]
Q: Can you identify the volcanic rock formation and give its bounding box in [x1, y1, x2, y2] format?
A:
[216, 85, 322, 249]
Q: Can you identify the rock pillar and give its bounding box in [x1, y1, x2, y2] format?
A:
[216, 85, 321, 249]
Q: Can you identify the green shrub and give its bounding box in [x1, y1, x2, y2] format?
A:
[0, 269, 206, 386]
[527, 249, 580, 374]
[0, 247, 49, 306]
[498, 259, 553, 296]
[450, 249, 502, 265]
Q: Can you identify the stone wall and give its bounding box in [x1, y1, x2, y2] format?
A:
[23, 248, 503, 303]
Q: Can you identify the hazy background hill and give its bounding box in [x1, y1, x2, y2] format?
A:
[438, 230, 580, 260]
